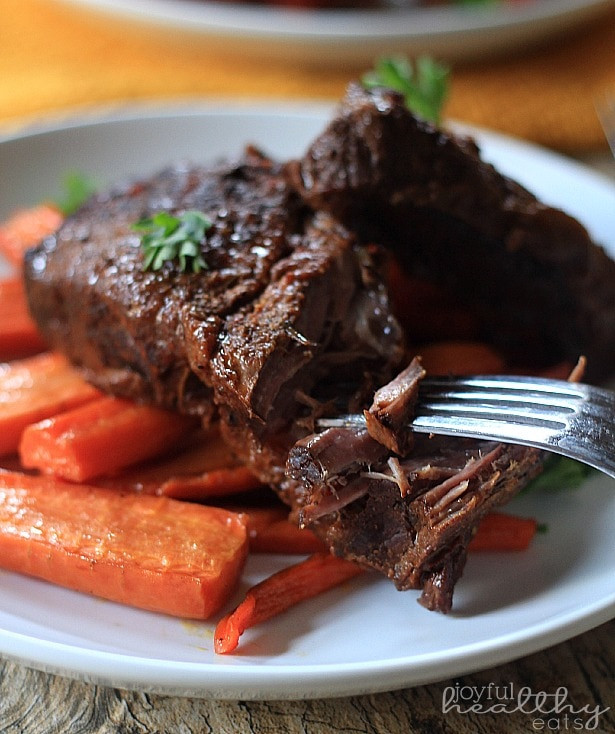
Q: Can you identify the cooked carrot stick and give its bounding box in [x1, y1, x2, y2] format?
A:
[520, 361, 575, 381]
[19, 395, 198, 482]
[247, 513, 326, 554]
[0, 471, 248, 618]
[214, 552, 363, 654]
[242, 505, 289, 536]
[93, 426, 247, 493]
[0, 352, 101, 456]
[468, 512, 538, 552]
[159, 467, 262, 500]
[0, 276, 47, 359]
[135, 425, 241, 477]
[222, 505, 326, 554]
[87, 424, 262, 499]
[0, 204, 63, 267]
[249, 520, 326, 554]
[419, 340, 506, 376]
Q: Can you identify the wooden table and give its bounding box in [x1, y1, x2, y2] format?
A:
[1, 156, 614, 734]
[1, 620, 613, 733]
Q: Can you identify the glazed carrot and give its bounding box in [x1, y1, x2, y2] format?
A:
[223, 505, 326, 554]
[19, 395, 198, 482]
[159, 466, 262, 500]
[419, 340, 506, 376]
[0, 276, 47, 359]
[468, 512, 538, 552]
[0, 471, 248, 618]
[93, 426, 246, 493]
[247, 513, 326, 554]
[214, 552, 363, 654]
[135, 425, 241, 478]
[88, 424, 262, 499]
[0, 204, 63, 267]
[0, 352, 101, 456]
[517, 361, 575, 381]
[242, 505, 289, 536]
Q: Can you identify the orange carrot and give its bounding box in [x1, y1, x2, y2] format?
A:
[468, 512, 538, 552]
[19, 395, 198, 482]
[93, 426, 248, 493]
[159, 466, 263, 500]
[86, 423, 262, 499]
[135, 425, 242, 477]
[0, 276, 47, 359]
[419, 340, 506, 376]
[249, 520, 326, 554]
[0, 471, 248, 618]
[0, 204, 63, 267]
[0, 352, 101, 456]
[515, 361, 575, 381]
[242, 505, 289, 536]
[214, 552, 363, 654]
[247, 511, 326, 554]
[223, 505, 326, 554]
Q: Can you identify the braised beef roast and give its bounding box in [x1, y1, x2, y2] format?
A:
[285, 358, 545, 612]
[24, 145, 403, 489]
[288, 429, 543, 612]
[289, 83, 615, 380]
[23, 86, 615, 611]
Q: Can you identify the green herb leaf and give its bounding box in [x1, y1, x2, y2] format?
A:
[133, 210, 211, 273]
[362, 56, 450, 124]
[523, 455, 594, 494]
[55, 171, 98, 216]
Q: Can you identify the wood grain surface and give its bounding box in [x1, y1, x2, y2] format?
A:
[1, 619, 613, 733]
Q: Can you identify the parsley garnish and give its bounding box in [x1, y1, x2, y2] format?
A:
[133, 210, 211, 273]
[523, 455, 594, 494]
[362, 56, 450, 124]
[55, 171, 98, 216]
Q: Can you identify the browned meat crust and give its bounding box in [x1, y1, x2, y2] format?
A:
[287, 363, 545, 612]
[288, 83, 615, 380]
[24, 145, 404, 489]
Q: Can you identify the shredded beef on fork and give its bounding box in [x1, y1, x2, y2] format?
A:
[287, 363, 546, 612]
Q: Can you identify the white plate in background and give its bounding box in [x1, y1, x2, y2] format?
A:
[52, 0, 615, 64]
[0, 105, 614, 698]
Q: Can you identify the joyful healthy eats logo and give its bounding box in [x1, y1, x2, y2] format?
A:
[442, 682, 610, 730]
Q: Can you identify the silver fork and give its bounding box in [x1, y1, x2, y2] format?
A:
[317, 376, 615, 479]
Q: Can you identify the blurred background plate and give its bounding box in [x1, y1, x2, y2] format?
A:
[52, 0, 615, 65]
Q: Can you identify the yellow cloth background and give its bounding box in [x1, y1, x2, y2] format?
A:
[1, 0, 615, 154]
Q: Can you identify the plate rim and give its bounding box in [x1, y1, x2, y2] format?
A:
[48, 0, 615, 64]
[52, 0, 615, 39]
[0, 589, 613, 699]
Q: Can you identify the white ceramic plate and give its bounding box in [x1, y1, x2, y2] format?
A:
[0, 104, 614, 699]
[52, 0, 615, 64]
